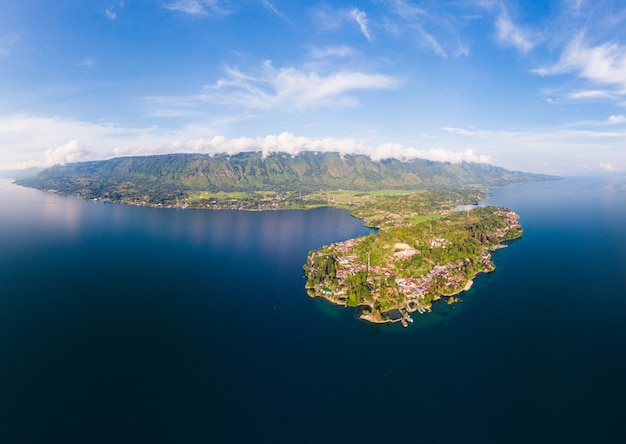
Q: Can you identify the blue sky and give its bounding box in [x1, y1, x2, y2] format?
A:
[1, 0, 626, 174]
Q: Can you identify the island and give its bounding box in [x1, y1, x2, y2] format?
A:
[17, 151, 554, 326]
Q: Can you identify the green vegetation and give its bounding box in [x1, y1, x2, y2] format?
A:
[18, 151, 557, 207]
[304, 198, 523, 325]
[408, 214, 444, 225]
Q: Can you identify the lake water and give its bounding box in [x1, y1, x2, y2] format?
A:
[0, 176, 625, 443]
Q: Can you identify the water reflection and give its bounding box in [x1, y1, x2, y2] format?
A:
[0, 180, 369, 271]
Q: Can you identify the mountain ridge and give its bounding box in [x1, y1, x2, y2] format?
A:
[18, 151, 558, 205]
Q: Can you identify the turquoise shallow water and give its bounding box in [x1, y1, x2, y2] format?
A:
[0, 176, 625, 443]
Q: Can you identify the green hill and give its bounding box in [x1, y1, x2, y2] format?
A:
[18, 151, 557, 205]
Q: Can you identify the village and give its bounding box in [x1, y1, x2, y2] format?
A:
[305, 207, 522, 327]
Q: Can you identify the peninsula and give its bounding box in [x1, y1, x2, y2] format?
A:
[303, 198, 521, 326]
[18, 151, 553, 326]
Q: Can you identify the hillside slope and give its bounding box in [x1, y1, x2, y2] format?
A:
[19, 151, 557, 205]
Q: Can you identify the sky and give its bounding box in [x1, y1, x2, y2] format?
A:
[1, 0, 626, 174]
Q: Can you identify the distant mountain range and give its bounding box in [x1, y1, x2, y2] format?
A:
[18, 152, 557, 203]
[0, 167, 43, 180]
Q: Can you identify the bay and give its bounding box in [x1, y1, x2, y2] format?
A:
[0, 176, 625, 443]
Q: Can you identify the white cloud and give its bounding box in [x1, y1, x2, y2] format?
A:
[163, 0, 229, 16]
[416, 27, 446, 57]
[259, 0, 288, 21]
[475, 1, 536, 53]
[164, 0, 204, 15]
[350, 8, 373, 42]
[0, 114, 493, 170]
[381, 0, 469, 58]
[369, 144, 491, 163]
[388, 0, 426, 19]
[309, 45, 357, 59]
[311, 2, 464, 58]
[44, 141, 94, 166]
[310, 6, 344, 31]
[568, 89, 618, 100]
[3, 114, 626, 175]
[441, 127, 491, 137]
[147, 61, 399, 114]
[567, 114, 626, 127]
[0, 115, 159, 169]
[535, 34, 626, 94]
[104, 1, 124, 20]
[600, 162, 617, 171]
[494, 8, 535, 53]
[436, 122, 626, 174]
[608, 114, 626, 124]
[77, 58, 96, 67]
[127, 132, 492, 164]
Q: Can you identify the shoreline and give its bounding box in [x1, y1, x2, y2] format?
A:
[35, 183, 520, 329]
[311, 275, 480, 326]
[304, 206, 522, 328]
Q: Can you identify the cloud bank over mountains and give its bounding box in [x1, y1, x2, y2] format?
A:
[34, 128, 491, 169]
[3, 112, 626, 175]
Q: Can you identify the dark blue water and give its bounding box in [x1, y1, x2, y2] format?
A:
[0, 176, 625, 443]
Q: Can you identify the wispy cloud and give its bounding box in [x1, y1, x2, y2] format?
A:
[77, 58, 96, 67]
[564, 0, 585, 14]
[259, 0, 288, 21]
[163, 0, 230, 16]
[350, 8, 373, 42]
[388, 0, 426, 19]
[476, 1, 537, 53]
[416, 27, 446, 57]
[534, 34, 626, 93]
[381, 0, 467, 58]
[311, 2, 463, 56]
[567, 89, 620, 101]
[494, 8, 535, 53]
[600, 162, 617, 171]
[311, 6, 378, 44]
[438, 123, 626, 173]
[441, 127, 491, 137]
[310, 5, 344, 31]
[608, 114, 626, 124]
[104, 1, 124, 20]
[0, 34, 19, 58]
[147, 61, 399, 114]
[309, 45, 357, 59]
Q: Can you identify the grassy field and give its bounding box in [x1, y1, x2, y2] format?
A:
[307, 189, 426, 206]
[186, 191, 278, 202]
[181, 188, 482, 224]
[408, 213, 445, 225]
